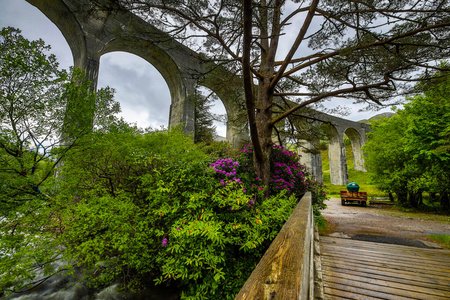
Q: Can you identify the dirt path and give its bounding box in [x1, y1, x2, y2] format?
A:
[321, 197, 450, 247]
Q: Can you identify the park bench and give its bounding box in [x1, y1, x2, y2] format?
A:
[340, 191, 368, 206]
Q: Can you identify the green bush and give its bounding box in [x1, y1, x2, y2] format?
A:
[0, 125, 328, 298]
[55, 128, 303, 299]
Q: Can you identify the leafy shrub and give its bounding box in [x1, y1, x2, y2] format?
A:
[55, 128, 301, 299]
[237, 143, 328, 209]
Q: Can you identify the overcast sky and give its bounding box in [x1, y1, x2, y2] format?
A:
[0, 0, 392, 136]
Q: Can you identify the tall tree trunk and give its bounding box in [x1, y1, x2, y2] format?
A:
[242, 0, 265, 188]
[252, 0, 274, 196]
[254, 85, 273, 195]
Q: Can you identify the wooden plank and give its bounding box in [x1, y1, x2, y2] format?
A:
[321, 238, 450, 259]
[322, 250, 450, 271]
[235, 193, 313, 300]
[323, 255, 450, 280]
[323, 281, 414, 300]
[321, 242, 450, 271]
[324, 268, 450, 298]
[321, 247, 450, 269]
[320, 240, 450, 259]
[322, 265, 450, 292]
[321, 257, 450, 283]
[322, 252, 450, 275]
[321, 236, 450, 257]
[323, 275, 444, 300]
[321, 237, 450, 299]
[322, 243, 450, 264]
[324, 286, 383, 299]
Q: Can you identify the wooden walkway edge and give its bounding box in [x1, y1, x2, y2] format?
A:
[320, 236, 450, 299]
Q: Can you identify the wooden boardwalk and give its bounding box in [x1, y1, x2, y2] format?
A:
[320, 236, 450, 299]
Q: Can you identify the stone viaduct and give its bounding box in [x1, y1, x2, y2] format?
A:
[25, 0, 371, 185]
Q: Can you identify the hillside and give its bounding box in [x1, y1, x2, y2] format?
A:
[358, 112, 396, 124]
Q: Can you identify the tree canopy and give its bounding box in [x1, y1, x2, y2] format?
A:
[363, 69, 450, 208]
[0, 27, 120, 293]
[116, 0, 450, 189]
[0, 27, 327, 298]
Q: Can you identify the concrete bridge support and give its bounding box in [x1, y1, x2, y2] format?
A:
[27, 0, 198, 135]
[24, 0, 370, 177]
[25, 0, 246, 143]
[325, 121, 370, 185]
[328, 130, 349, 186]
[298, 140, 323, 182]
[345, 128, 367, 172]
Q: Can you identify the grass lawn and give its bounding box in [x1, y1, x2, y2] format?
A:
[321, 145, 388, 198]
[428, 234, 450, 248]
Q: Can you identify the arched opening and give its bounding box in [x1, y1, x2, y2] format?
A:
[344, 128, 366, 172]
[97, 52, 171, 129]
[0, 0, 73, 69]
[210, 98, 227, 139]
[195, 86, 227, 141]
[320, 124, 349, 186]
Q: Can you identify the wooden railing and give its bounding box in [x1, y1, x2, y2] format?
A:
[235, 192, 323, 300]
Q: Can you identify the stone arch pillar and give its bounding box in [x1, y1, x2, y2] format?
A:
[345, 128, 366, 172]
[297, 140, 323, 181]
[74, 54, 100, 92]
[226, 109, 249, 147]
[199, 66, 249, 147]
[175, 78, 196, 135]
[26, 0, 196, 136]
[327, 126, 349, 185]
[96, 44, 195, 135]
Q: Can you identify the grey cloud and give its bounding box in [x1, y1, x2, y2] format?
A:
[98, 53, 171, 127]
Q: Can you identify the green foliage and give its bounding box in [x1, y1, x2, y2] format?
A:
[62, 68, 117, 137]
[363, 70, 450, 209]
[0, 27, 119, 294]
[54, 128, 301, 298]
[191, 92, 218, 144]
[321, 146, 387, 197]
[0, 27, 329, 299]
[428, 235, 450, 248]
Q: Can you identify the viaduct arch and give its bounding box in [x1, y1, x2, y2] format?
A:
[25, 0, 247, 145]
[296, 111, 371, 185]
[25, 0, 370, 185]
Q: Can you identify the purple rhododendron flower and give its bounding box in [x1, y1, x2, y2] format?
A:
[162, 238, 168, 246]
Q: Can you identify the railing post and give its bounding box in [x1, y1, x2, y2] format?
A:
[235, 192, 317, 299]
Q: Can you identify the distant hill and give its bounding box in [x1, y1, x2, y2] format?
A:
[358, 112, 396, 124]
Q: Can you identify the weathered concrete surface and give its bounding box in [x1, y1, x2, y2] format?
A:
[298, 140, 324, 181]
[283, 105, 370, 185]
[26, 0, 370, 182]
[317, 112, 370, 185]
[26, 0, 248, 142]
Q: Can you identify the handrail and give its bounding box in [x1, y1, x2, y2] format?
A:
[235, 192, 318, 300]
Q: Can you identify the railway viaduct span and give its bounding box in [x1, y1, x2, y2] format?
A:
[26, 0, 371, 185]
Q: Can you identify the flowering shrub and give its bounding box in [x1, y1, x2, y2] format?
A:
[232, 143, 328, 208]
[270, 145, 308, 195]
[55, 128, 303, 299]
